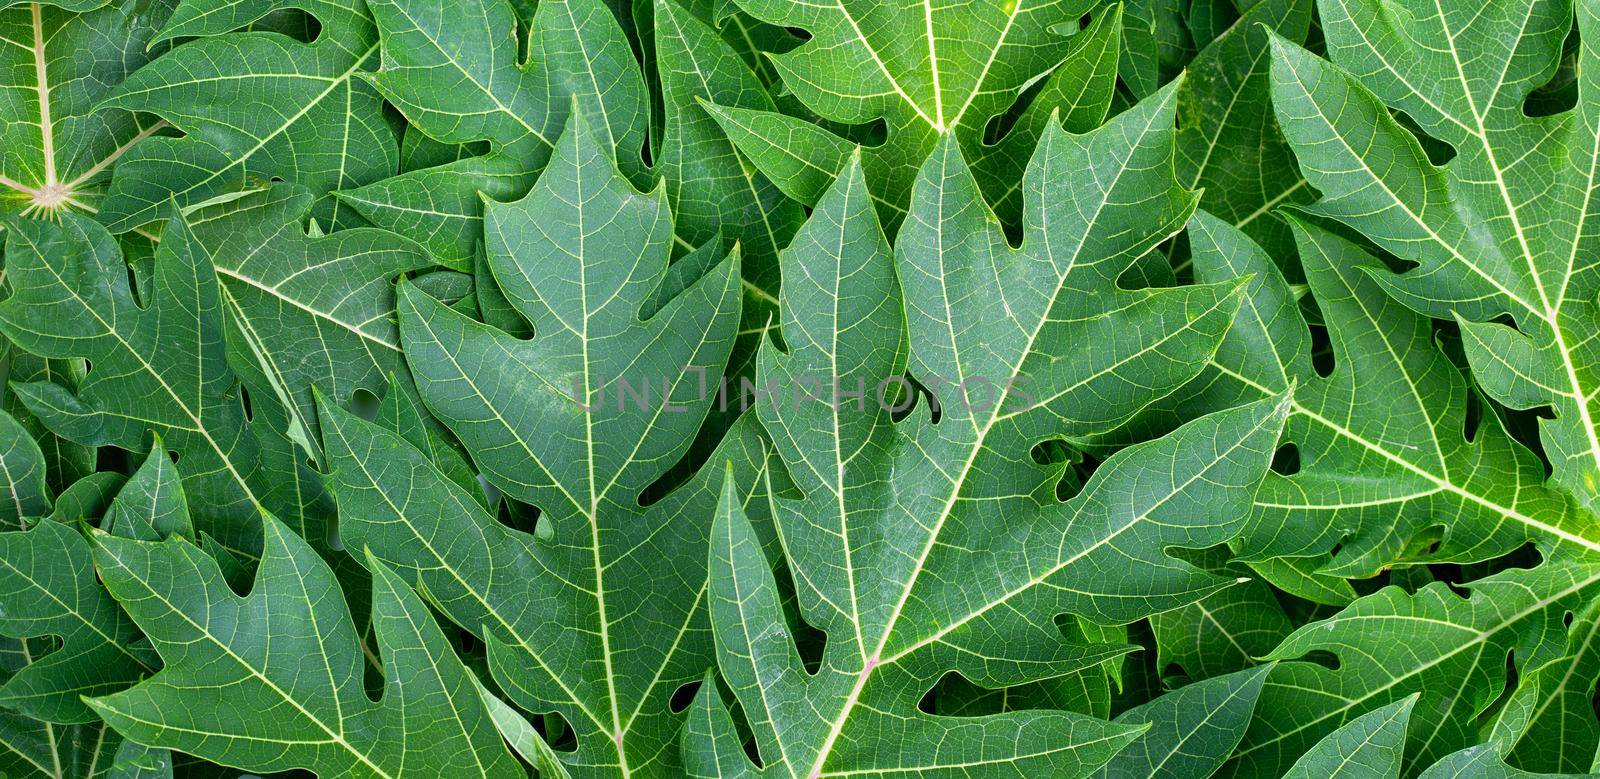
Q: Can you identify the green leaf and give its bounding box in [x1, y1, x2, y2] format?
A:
[1149, 549, 1293, 680]
[1492, 595, 1600, 773]
[368, 375, 487, 508]
[1121, 0, 1192, 97]
[1281, 695, 1416, 779]
[1174, 0, 1313, 263]
[320, 111, 769, 776]
[1243, 555, 1357, 607]
[472, 675, 573, 779]
[341, 0, 648, 264]
[41, 472, 124, 526]
[1417, 745, 1597, 779]
[182, 184, 436, 457]
[653, 0, 801, 281]
[703, 1, 1125, 230]
[0, 210, 330, 558]
[0, 408, 49, 527]
[102, 439, 193, 542]
[1089, 664, 1272, 778]
[0, 709, 123, 779]
[1, 345, 96, 497]
[95, 0, 394, 232]
[106, 739, 171, 778]
[722, 0, 1107, 218]
[964, 4, 1121, 228]
[922, 618, 1125, 719]
[0, 518, 155, 723]
[691, 474, 1140, 777]
[1226, 563, 1600, 777]
[1266, 0, 1600, 514]
[1148, 209, 1591, 575]
[686, 84, 1292, 775]
[86, 514, 521, 777]
[0, 0, 170, 220]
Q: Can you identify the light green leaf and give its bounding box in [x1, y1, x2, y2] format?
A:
[1090, 664, 1272, 778]
[472, 675, 573, 779]
[106, 739, 170, 778]
[1282, 695, 1416, 779]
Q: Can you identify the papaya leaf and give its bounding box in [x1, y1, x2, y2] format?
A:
[86, 514, 522, 777]
[1267, 0, 1600, 515]
[0, 209, 331, 558]
[0, 0, 170, 221]
[320, 110, 771, 777]
[685, 82, 1293, 776]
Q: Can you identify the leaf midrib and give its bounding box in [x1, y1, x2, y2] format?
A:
[0, 550, 155, 673]
[1209, 358, 1600, 555]
[94, 546, 396, 779]
[5, 227, 268, 528]
[801, 94, 1186, 776]
[1233, 566, 1600, 761]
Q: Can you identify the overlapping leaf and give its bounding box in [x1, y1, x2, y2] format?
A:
[340, 0, 646, 264]
[0, 209, 330, 557]
[1090, 665, 1271, 778]
[182, 184, 436, 455]
[1145, 210, 1592, 577]
[1281, 695, 1416, 779]
[711, 0, 1104, 221]
[86, 512, 522, 777]
[94, 0, 395, 231]
[685, 82, 1293, 776]
[0, 518, 153, 725]
[1149, 548, 1293, 680]
[0, 0, 1597, 775]
[0, 0, 170, 221]
[1490, 595, 1600, 773]
[1225, 562, 1600, 777]
[0, 409, 49, 526]
[1174, 0, 1313, 263]
[320, 112, 771, 777]
[1267, 0, 1600, 515]
[0, 438, 191, 779]
[1, 346, 95, 498]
